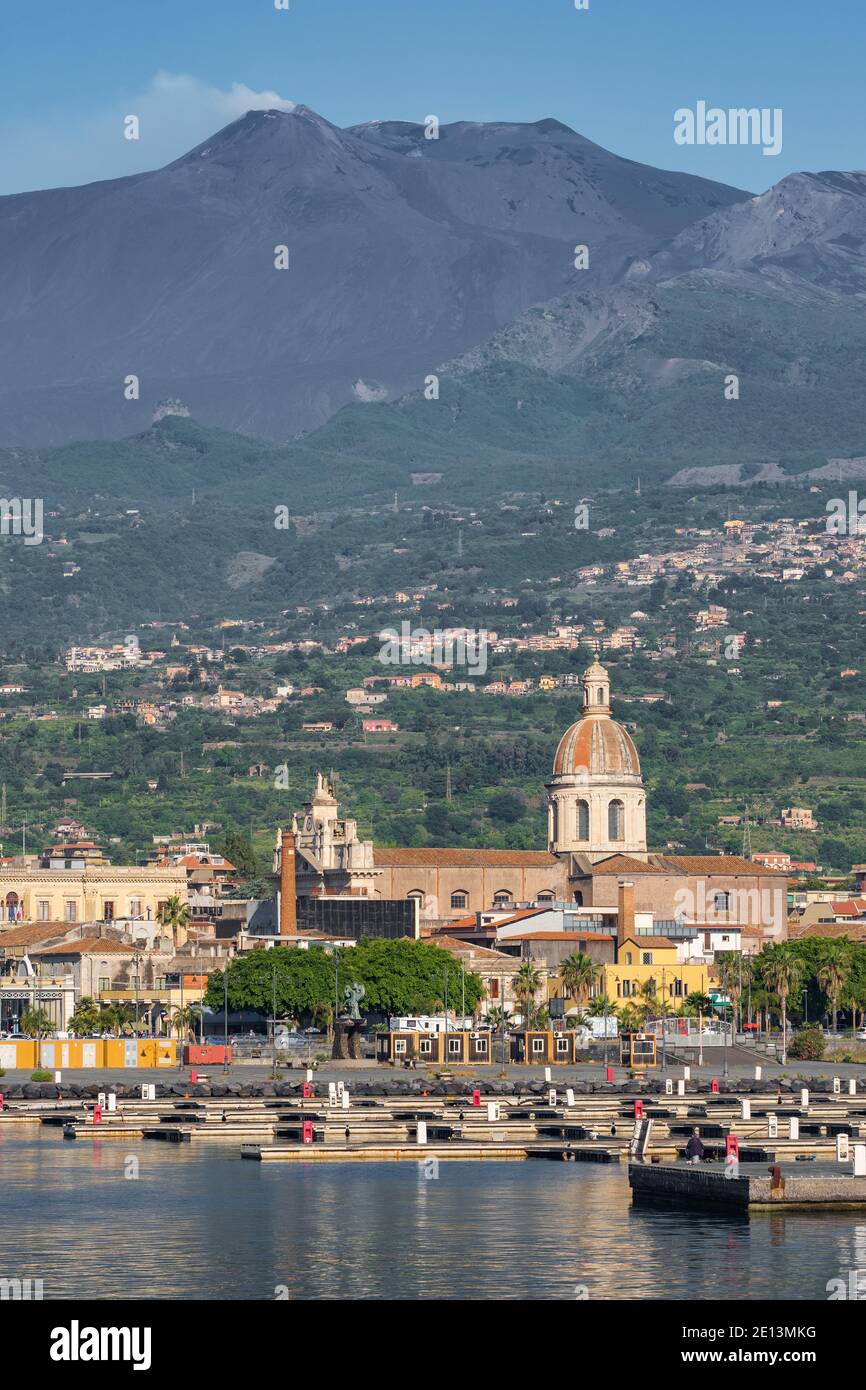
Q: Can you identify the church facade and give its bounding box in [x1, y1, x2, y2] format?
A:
[273, 660, 786, 945]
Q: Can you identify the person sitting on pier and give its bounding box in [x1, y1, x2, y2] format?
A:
[685, 1129, 705, 1164]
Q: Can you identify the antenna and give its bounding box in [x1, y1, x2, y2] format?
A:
[393, 491, 398, 513]
[445, 763, 453, 803]
[742, 803, 752, 860]
[457, 529, 463, 558]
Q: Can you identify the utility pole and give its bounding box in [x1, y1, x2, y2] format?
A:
[271, 964, 277, 1081]
[445, 763, 453, 803]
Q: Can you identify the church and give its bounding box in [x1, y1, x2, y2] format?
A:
[273, 659, 786, 946]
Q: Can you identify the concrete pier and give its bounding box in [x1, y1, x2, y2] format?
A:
[629, 1161, 866, 1211]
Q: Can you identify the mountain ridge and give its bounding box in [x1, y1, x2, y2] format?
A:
[0, 105, 749, 447]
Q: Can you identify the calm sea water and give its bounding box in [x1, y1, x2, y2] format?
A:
[1, 1131, 862, 1300]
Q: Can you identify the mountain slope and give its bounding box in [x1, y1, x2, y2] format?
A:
[0, 107, 748, 447]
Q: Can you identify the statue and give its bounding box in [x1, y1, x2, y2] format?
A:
[341, 982, 365, 1021]
[332, 981, 366, 1059]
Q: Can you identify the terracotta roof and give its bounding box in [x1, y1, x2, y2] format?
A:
[830, 900, 866, 916]
[789, 921, 866, 942]
[485, 908, 546, 926]
[553, 717, 641, 778]
[426, 935, 517, 961]
[31, 938, 136, 956]
[586, 855, 666, 875]
[434, 915, 479, 933]
[374, 848, 560, 867]
[661, 855, 787, 876]
[0, 924, 71, 948]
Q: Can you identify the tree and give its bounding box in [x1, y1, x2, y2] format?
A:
[716, 951, 748, 1033]
[816, 943, 850, 1033]
[171, 1006, 196, 1041]
[559, 952, 599, 1007]
[158, 894, 191, 941]
[682, 992, 712, 1017]
[586, 994, 614, 1018]
[760, 945, 805, 1065]
[487, 791, 526, 825]
[218, 830, 259, 882]
[102, 1003, 135, 1036]
[205, 939, 482, 1024]
[68, 996, 101, 1036]
[20, 1007, 52, 1038]
[351, 938, 482, 1018]
[513, 961, 542, 1026]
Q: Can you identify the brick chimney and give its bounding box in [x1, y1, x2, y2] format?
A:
[279, 829, 298, 937]
[617, 880, 635, 949]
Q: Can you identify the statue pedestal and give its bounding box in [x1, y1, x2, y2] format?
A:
[332, 1018, 365, 1061]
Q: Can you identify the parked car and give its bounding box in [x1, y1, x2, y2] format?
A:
[855, 1029, 866, 1042]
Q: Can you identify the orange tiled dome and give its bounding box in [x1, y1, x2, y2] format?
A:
[553, 717, 641, 778]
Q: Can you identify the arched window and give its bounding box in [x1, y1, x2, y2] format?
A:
[5, 892, 18, 922]
[608, 799, 624, 841]
[551, 800, 559, 843]
[573, 890, 584, 906]
[493, 890, 512, 906]
[407, 890, 425, 901]
[597, 687, 605, 704]
[576, 800, 589, 841]
[537, 890, 556, 902]
[450, 890, 469, 910]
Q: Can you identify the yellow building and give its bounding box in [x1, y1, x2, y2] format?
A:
[601, 936, 711, 1011]
[0, 863, 187, 927]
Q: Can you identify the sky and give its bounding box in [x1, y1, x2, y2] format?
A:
[0, 0, 863, 195]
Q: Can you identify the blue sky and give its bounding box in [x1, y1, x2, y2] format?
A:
[0, 0, 862, 194]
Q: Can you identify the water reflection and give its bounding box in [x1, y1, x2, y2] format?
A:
[0, 1133, 857, 1300]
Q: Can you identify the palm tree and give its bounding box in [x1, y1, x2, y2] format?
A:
[618, 1003, 643, 1034]
[638, 978, 658, 1024]
[102, 1003, 135, 1036]
[159, 894, 191, 943]
[486, 1005, 513, 1031]
[20, 1007, 52, 1038]
[716, 951, 747, 1033]
[586, 994, 614, 1018]
[513, 961, 542, 1028]
[760, 945, 804, 1065]
[816, 944, 850, 1035]
[172, 1006, 195, 1042]
[559, 952, 600, 1008]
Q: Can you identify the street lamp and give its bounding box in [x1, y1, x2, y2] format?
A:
[223, 963, 229, 1075]
[132, 952, 141, 1036]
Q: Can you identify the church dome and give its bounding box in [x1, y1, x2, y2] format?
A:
[553, 717, 641, 778]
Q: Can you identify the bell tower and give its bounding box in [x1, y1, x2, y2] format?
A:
[546, 660, 647, 862]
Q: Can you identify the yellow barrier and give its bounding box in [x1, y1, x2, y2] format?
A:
[0, 1038, 175, 1070]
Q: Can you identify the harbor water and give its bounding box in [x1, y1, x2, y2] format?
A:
[1, 1133, 862, 1300]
